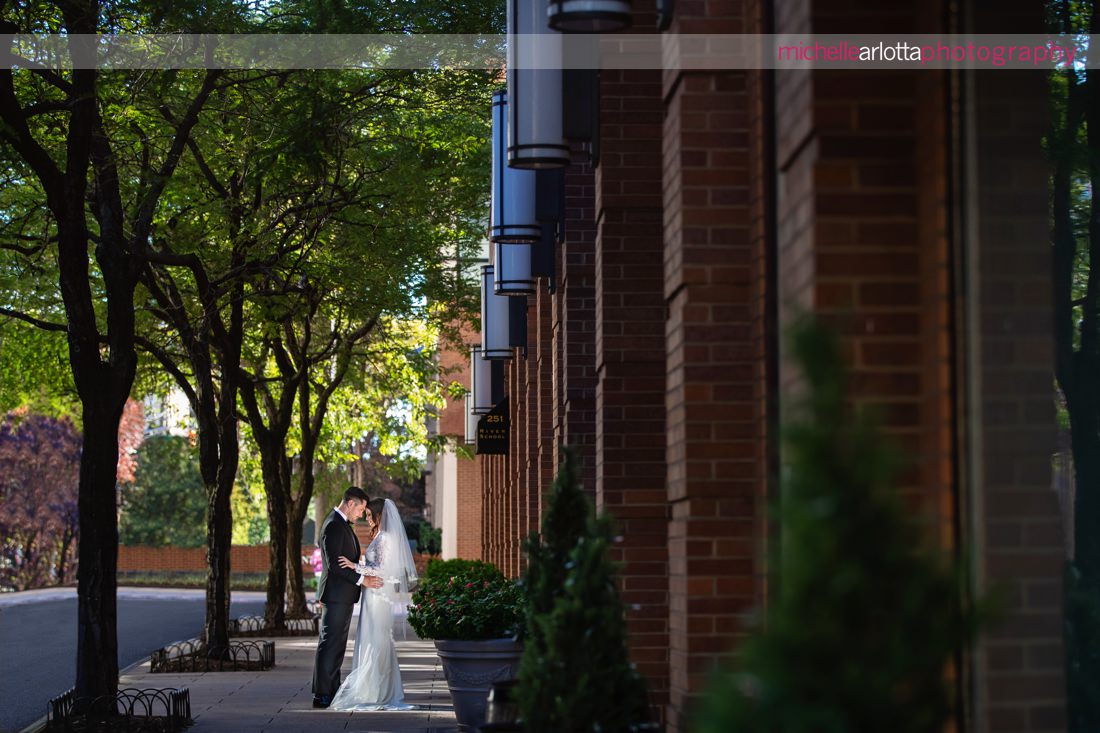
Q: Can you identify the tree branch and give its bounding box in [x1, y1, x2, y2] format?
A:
[0, 307, 68, 332]
[134, 335, 201, 412]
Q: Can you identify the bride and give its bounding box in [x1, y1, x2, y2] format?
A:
[329, 497, 419, 711]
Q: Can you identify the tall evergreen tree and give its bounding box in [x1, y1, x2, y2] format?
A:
[697, 318, 985, 733]
[517, 447, 651, 732]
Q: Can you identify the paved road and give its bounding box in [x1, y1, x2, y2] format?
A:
[0, 587, 265, 733]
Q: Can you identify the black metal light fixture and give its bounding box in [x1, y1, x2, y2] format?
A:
[491, 91, 541, 243]
[480, 265, 514, 359]
[548, 0, 632, 33]
[508, 0, 570, 169]
[493, 241, 536, 296]
[471, 345, 494, 415]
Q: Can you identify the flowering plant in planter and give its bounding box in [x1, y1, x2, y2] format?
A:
[407, 561, 524, 640]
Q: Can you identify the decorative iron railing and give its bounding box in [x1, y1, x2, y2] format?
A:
[228, 614, 318, 637]
[149, 638, 275, 673]
[46, 687, 191, 732]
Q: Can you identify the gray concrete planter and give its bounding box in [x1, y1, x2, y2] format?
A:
[434, 638, 523, 732]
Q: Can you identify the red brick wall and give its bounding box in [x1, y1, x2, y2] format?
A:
[118, 545, 435, 578]
[559, 153, 598, 495]
[968, 9, 1066, 728]
[439, 321, 479, 438]
[595, 61, 670, 717]
[661, 0, 765, 725]
[455, 454, 484, 560]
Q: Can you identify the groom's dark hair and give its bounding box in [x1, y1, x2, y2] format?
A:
[343, 486, 369, 503]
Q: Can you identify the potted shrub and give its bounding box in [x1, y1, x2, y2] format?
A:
[407, 559, 524, 731]
[515, 446, 652, 733]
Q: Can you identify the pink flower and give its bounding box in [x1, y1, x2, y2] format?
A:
[465, 582, 474, 589]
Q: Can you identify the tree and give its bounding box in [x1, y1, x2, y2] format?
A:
[119, 435, 207, 548]
[132, 67, 368, 654]
[0, 410, 81, 591]
[1048, 1, 1100, 727]
[516, 447, 651, 733]
[229, 65, 492, 626]
[0, 1, 224, 693]
[696, 319, 984, 733]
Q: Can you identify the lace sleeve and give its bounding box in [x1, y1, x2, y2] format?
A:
[356, 535, 388, 575]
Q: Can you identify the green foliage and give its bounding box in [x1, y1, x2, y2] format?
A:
[0, 322, 78, 418]
[233, 425, 273, 545]
[516, 447, 651, 733]
[416, 521, 443, 555]
[119, 435, 207, 548]
[1066, 560, 1100, 728]
[407, 562, 523, 640]
[118, 571, 269, 591]
[1047, 3, 1100, 727]
[421, 557, 503, 587]
[696, 318, 987, 733]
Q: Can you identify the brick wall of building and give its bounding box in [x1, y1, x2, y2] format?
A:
[475, 0, 1066, 728]
[595, 61, 671, 716]
[455, 454, 484, 560]
[118, 545, 436, 578]
[558, 153, 599, 494]
[968, 32, 1066, 733]
[661, 0, 767, 725]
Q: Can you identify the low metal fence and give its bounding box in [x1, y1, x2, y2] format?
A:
[149, 638, 275, 673]
[228, 614, 318, 637]
[46, 687, 191, 732]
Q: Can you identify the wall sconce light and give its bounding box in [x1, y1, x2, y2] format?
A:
[508, 0, 570, 169]
[494, 241, 536, 296]
[491, 90, 541, 243]
[481, 265, 514, 359]
[471, 345, 495, 415]
[548, 0, 632, 33]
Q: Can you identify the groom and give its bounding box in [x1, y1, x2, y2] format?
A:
[312, 486, 383, 708]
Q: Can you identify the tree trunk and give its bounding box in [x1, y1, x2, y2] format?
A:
[1057, 5, 1100, 727]
[239, 360, 298, 631]
[285, 496, 310, 617]
[203, 408, 240, 658]
[56, 528, 75, 585]
[74, 401, 124, 701]
[262, 453, 290, 630]
[1065, 392, 1100, 731]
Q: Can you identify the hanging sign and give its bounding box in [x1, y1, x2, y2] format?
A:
[476, 398, 509, 455]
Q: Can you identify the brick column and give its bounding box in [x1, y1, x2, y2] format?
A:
[966, 4, 1065, 725]
[536, 285, 555, 530]
[662, 0, 766, 727]
[558, 157, 598, 498]
[594, 66, 669, 715]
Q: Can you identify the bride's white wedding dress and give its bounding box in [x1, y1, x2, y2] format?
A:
[330, 500, 418, 712]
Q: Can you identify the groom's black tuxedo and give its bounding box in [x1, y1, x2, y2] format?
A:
[312, 508, 363, 703]
[317, 509, 362, 604]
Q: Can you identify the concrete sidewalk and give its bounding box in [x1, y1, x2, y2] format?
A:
[119, 616, 458, 732]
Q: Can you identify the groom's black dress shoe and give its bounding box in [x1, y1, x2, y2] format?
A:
[312, 696, 331, 709]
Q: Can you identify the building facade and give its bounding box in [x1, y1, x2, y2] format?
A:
[435, 0, 1068, 730]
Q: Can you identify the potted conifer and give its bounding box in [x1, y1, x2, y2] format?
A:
[514, 447, 653, 732]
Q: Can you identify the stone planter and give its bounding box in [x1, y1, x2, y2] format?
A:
[434, 638, 523, 732]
